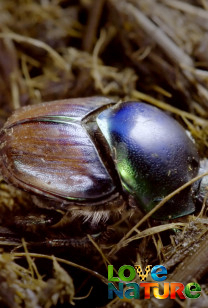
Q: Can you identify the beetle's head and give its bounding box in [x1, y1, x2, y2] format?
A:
[97, 101, 200, 219]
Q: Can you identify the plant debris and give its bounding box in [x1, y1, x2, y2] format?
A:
[0, 0, 208, 307]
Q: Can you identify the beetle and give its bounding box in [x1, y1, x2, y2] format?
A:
[0, 96, 207, 237]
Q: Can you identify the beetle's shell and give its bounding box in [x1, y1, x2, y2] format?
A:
[0, 97, 117, 205]
[97, 101, 200, 219]
[0, 98, 201, 219]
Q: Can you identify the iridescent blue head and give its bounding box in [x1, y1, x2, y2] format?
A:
[97, 101, 200, 219]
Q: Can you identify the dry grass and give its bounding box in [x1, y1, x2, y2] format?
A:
[0, 0, 208, 307]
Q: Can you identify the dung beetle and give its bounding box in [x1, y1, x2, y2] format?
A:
[0, 96, 207, 227]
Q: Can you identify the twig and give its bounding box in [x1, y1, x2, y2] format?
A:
[108, 171, 208, 256]
[110, 0, 193, 67]
[83, 0, 106, 52]
[0, 32, 69, 70]
[13, 252, 108, 285]
[164, 0, 208, 19]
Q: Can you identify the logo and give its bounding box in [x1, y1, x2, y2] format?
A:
[108, 265, 201, 300]
[134, 265, 152, 281]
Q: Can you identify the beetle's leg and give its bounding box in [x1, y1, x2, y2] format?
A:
[0, 225, 108, 252]
[0, 226, 22, 247]
[193, 159, 208, 213]
[3, 207, 63, 234]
